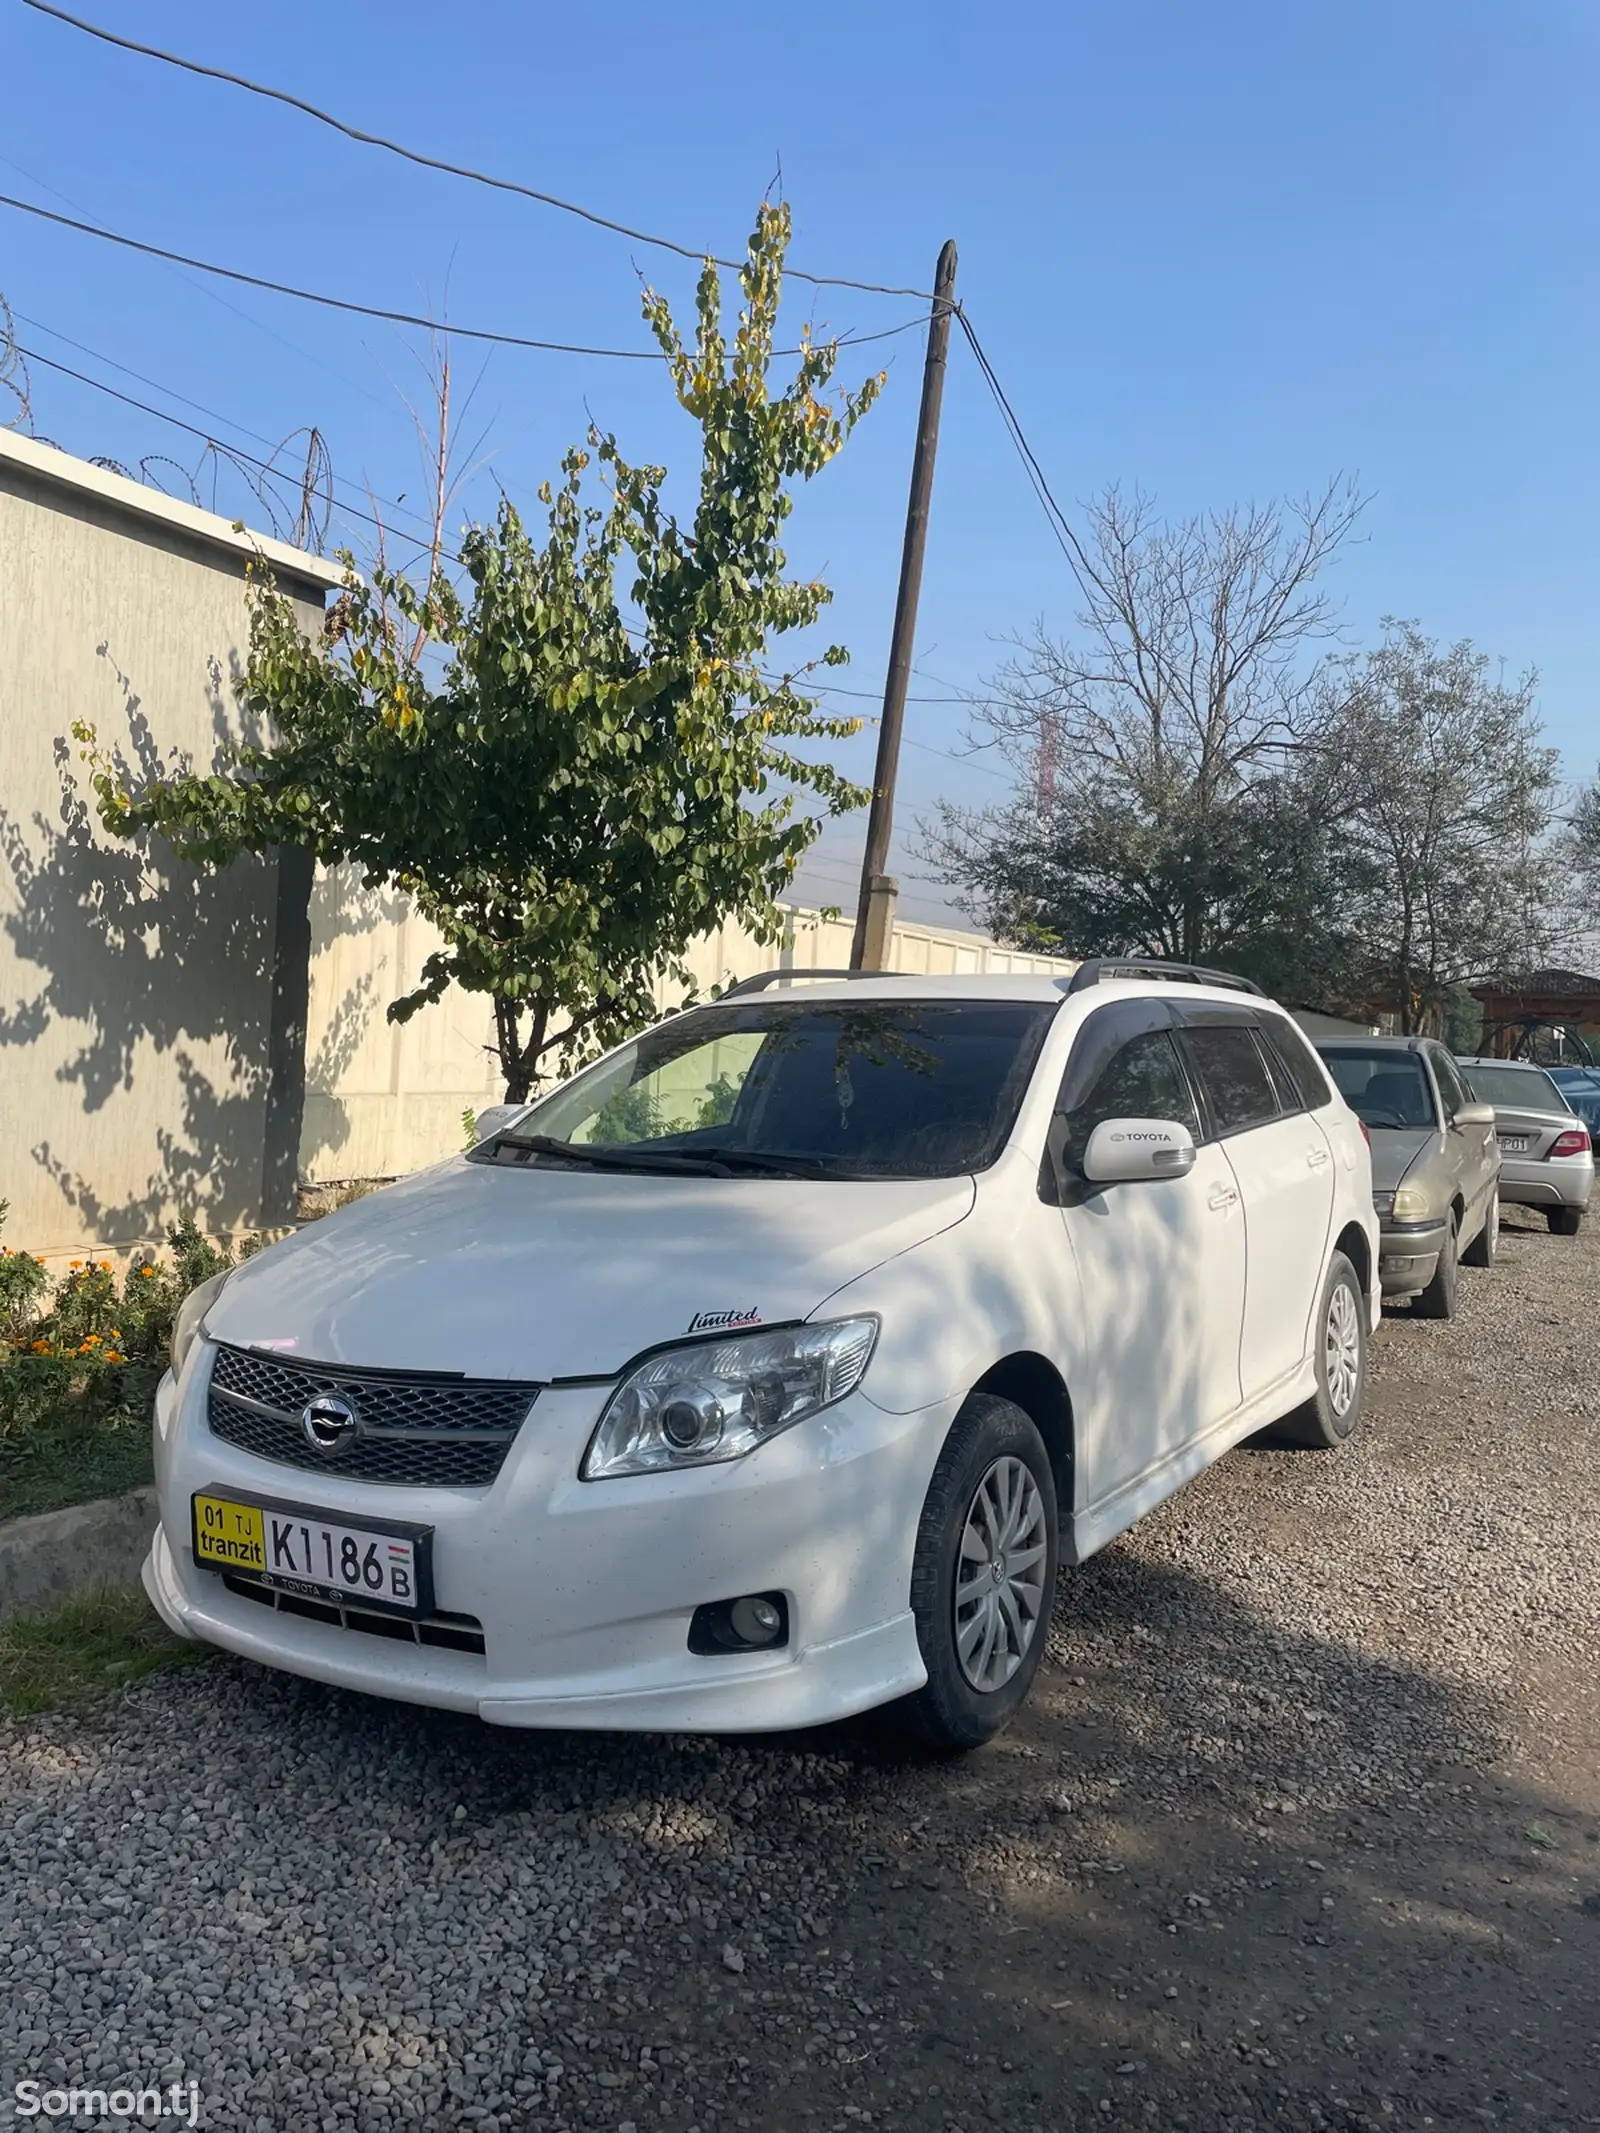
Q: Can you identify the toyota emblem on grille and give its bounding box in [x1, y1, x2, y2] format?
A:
[301, 1392, 359, 1456]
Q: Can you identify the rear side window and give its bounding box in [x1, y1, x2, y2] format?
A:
[1260, 1017, 1335, 1112]
[1183, 1026, 1282, 1137]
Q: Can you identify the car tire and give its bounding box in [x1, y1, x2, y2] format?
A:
[899, 1395, 1059, 1753]
[1269, 1251, 1368, 1449]
[1412, 1211, 1460, 1319]
[1462, 1189, 1498, 1268]
[1548, 1205, 1583, 1237]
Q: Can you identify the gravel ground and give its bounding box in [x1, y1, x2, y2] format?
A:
[3, 1207, 1597, 2132]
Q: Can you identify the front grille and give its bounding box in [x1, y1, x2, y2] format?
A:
[207, 1344, 537, 1487]
[222, 1570, 486, 1654]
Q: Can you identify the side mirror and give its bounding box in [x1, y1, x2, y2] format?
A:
[474, 1103, 525, 1144]
[1453, 1102, 1495, 1130]
[1081, 1117, 1199, 1185]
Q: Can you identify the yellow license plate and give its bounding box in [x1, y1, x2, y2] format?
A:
[192, 1493, 267, 1573]
[190, 1491, 433, 1616]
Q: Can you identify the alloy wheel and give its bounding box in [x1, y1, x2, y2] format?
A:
[1325, 1279, 1362, 1417]
[954, 1455, 1049, 1693]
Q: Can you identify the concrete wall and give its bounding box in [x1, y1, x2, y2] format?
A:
[0, 433, 342, 1264]
[298, 884, 1076, 1182]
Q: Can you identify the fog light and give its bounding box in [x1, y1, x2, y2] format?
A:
[687, 1592, 790, 1656]
[730, 1595, 782, 1645]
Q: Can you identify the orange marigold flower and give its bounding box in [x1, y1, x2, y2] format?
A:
[70, 1260, 82, 1269]
[106, 1352, 125, 1364]
[99, 1260, 112, 1272]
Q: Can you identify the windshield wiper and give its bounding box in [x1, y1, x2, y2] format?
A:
[491, 1133, 733, 1176]
[687, 1145, 844, 1178]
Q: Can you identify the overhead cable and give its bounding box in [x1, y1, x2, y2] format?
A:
[21, 0, 933, 301]
[0, 195, 928, 360]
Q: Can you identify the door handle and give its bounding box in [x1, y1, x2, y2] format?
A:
[1207, 1183, 1239, 1211]
[1306, 1147, 1330, 1170]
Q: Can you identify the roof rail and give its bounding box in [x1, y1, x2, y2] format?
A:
[1066, 956, 1265, 998]
[719, 967, 901, 999]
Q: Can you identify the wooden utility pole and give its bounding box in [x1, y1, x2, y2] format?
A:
[850, 239, 959, 969]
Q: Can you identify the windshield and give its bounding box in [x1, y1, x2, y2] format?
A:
[1321, 1047, 1438, 1130]
[1460, 1064, 1571, 1114]
[479, 998, 1056, 1180]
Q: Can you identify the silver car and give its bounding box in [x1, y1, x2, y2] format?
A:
[1457, 1056, 1593, 1235]
[1316, 1036, 1499, 1317]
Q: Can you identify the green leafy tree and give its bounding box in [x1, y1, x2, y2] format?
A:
[79, 205, 882, 1100]
[926, 768, 1375, 1004]
[1322, 622, 1560, 1031]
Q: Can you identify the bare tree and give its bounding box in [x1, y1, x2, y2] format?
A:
[926, 478, 1367, 969]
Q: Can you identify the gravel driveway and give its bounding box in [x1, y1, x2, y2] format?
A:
[4, 1209, 1597, 2133]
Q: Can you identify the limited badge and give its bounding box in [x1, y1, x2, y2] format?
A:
[686, 1307, 762, 1334]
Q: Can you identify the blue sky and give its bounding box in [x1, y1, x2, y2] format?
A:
[4, 0, 1597, 926]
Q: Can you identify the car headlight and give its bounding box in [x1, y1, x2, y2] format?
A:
[1371, 1191, 1394, 1216]
[170, 1269, 232, 1378]
[1392, 1185, 1431, 1221]
[583, 1317, 879, 1480]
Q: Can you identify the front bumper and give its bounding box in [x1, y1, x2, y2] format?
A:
[146, 1351, 949, 1733]
[1377, 1216, 1447, 1297]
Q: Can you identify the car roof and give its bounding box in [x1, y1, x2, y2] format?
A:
[719, 972, 1290, 1011]
[1315, 1033, 1429, 1052]
[1455, 1055, 1552, 1070]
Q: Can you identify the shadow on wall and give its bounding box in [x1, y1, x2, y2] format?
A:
[0, 647, 378, 1245]
[295, 865, 407, 1179]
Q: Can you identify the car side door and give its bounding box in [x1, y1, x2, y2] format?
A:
[1048, 1002, 1247, 1527]
[1427, 1045, 1498, 1235]
[1176, 1011, 1336, 1410]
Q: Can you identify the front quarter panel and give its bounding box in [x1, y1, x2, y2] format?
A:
[819, 1147, 1076, 1417]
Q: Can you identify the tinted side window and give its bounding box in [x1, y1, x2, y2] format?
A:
[1429, 1049, 1468, 1119]
[1257, 1033, 1305, 1116]
[1063, 1030, 1199, 1165]
[1184, 1026, 1281, 1136]
[1260, 1016, 1334, 1111]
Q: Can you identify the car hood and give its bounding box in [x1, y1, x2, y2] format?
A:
[203, 1159, 977, 1379]
[1367, 1128, 1440, 1194]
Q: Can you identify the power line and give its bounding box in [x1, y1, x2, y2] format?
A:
[0, 194, 929, 361]
[0, 148, 394, 413]
[16, 313, 437, 536]
[16, 341, 420, 550]
[805, 678, 971, 705]
[22, 0, 934, 302]
[954, 310, 1088, 574]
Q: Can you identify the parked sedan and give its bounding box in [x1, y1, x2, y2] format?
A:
[1316, 1035, 1499, 1317]
[1456, 1057, 1592, 1235]
[1544, 1065, 1600, 1143]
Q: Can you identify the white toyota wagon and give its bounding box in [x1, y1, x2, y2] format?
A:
[145, 960, 1378, 1751]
